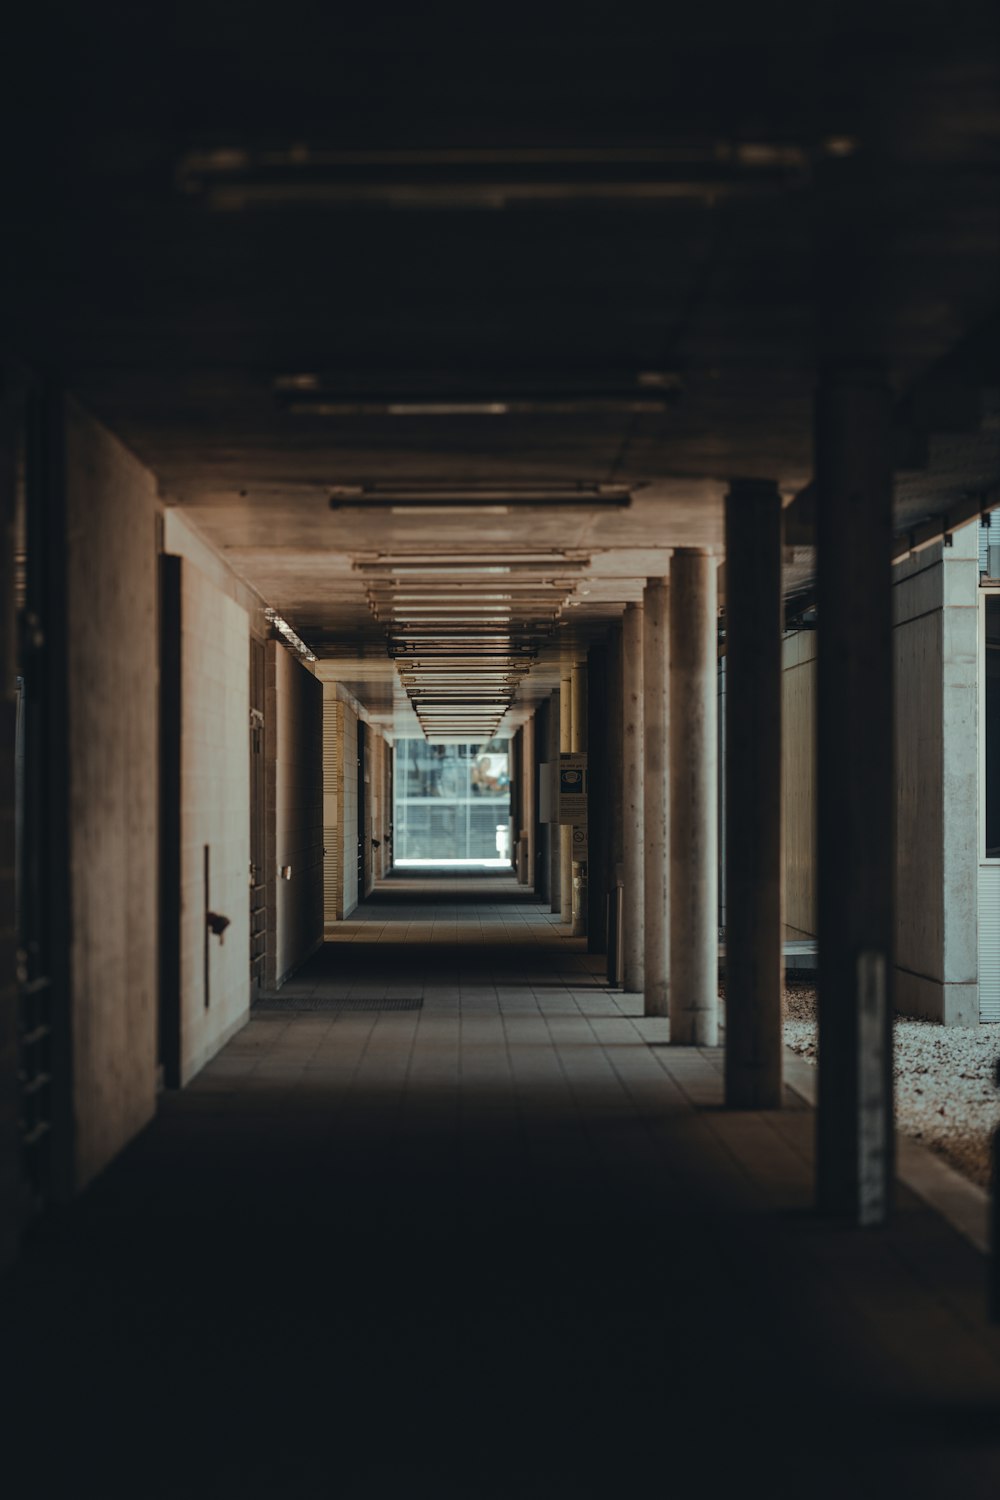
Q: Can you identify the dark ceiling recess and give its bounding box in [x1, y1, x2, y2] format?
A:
[8, 5, 999, 740]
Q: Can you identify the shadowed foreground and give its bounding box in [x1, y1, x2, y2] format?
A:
[4, 876, 1000, 1498]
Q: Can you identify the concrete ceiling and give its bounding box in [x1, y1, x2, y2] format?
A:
[6, 1, 1000, 735]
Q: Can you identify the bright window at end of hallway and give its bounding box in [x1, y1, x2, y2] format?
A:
[394, 739, 511, 861]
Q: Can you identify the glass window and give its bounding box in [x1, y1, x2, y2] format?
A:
[393, 739, 510, 860]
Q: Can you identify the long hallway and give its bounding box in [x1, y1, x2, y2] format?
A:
[4, 874, 1000, 1498]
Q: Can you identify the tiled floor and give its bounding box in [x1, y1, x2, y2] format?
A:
[5, 872, 1000, 1498]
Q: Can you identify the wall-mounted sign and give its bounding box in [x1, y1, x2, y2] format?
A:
[558, 753, 588, 826]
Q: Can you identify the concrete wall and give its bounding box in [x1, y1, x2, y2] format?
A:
[267, 642, 323, 986]
[894, 531, 979, 1024]
[780, 526, 980, 1023]
[163, 508, 269, 635]
[65, 401, 160, 1188]
[782, 630, 817, 939]
[176, 559, 251, 1082]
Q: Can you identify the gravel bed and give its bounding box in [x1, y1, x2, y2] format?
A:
[718, 981, 1000, 1187]
[779, 984, 1000, 1189]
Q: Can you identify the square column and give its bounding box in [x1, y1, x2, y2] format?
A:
[570, 660, 588, 937]
[586, 641, 611, 955]
[642, 579, 670, 1016]
[622, 602, 645, 992]
[547, 689, 562, 913]
[560, 673, 573, 923]
[724, 480, 784, 1107]
[669, 550, 719, 1046]
[522, 712, 536, 889]
[816, 366, 895, 1225]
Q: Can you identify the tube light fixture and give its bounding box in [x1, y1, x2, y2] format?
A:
[179, 144, 819, 214]
[331, 481, 634, 502]
[356, 551, 588, 568]
[295, 397, 666, 417]
[264, 608, 317, 662]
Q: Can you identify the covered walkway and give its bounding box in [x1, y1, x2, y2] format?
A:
[4, 875, 1000, 1498]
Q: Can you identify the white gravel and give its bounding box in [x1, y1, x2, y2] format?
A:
[778, 984, 1000, 1189]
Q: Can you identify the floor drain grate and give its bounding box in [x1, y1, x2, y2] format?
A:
[254, 995, 424, 1014]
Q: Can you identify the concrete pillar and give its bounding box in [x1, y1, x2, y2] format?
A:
[548, 688, 561, 913]
[622, 602, 645, 992]
[642, 580, 670, 1016]
[570, 660, 588, 937]
[559, 674, 573, 923]
[816, 366, 895, 1225]
[523, 712, 536, 888]
[586, 643, 609, 953]
[894, 526, 980, 1024]
[724, 481, 784, 1106]
[669, 549, 719, 1046]
[510, 727, 524, 878]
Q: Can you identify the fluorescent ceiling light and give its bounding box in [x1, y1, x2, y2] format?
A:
[383, 605, 514, 614]
[180, 145, 814, 213]
[357, 553, 587, 567]
[369, 585, 576, 596]
[331, 482, 634, 506]
[389, 505, 510, 515]
[264, 608, 317, 662]
[294, 397, 666, 417]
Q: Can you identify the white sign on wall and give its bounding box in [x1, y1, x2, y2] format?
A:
[558, 753, 588, 825]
